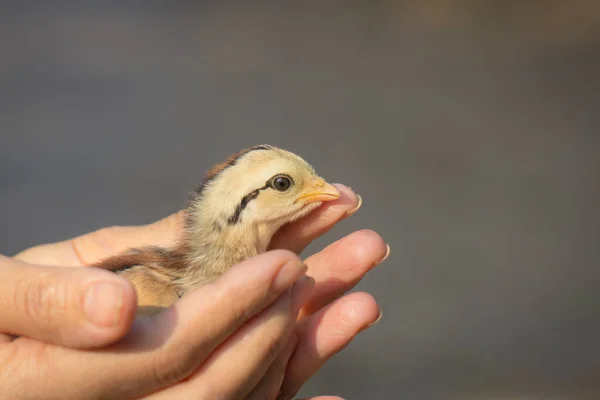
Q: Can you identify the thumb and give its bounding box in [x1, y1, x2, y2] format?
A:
[0, 255, 137, 349]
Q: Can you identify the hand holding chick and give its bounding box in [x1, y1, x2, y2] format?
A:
[7, 179, 388, 399]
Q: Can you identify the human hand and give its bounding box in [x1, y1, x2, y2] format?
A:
[11, 184, 389, 399]
[2, 248, 318, 398]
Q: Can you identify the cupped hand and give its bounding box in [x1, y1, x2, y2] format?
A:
[10, 184, 389, 399]
[2, 249, 315, 398]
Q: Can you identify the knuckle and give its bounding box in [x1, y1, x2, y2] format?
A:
[149, 346, 195, 387]
[19, 341, 52, 379]
[15, 276, 72, 329]
[230, 300, 253, 323]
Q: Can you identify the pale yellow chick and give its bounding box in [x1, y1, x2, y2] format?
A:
[95, 145, 340, 316]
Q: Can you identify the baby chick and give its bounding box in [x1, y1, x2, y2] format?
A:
[95, 145, 340, 316]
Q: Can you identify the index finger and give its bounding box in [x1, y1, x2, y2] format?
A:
[269, 184, 360, 254]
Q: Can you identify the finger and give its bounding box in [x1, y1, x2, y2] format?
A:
[13, 183, 355, 267]
[301, 229, 389, 317]
[244, 334, 299, 400]
[0, 255, 137, 349]
[151, 277, 314, 399]
[9, 250, 307, 399]
[278, 292, 381, 400]
[13, 211, 184, 267]
[269, 184, 361, 254]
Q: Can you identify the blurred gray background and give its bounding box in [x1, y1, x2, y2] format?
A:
[1, 1, 599, 399]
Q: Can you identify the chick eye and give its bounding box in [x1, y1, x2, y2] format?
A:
[270, 175, 293, 191]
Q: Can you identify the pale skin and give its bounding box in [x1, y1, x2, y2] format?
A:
[1, 184, 389, 399]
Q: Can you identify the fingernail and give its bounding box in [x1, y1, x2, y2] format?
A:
[291, 275, 315, 312]
[358, 311, 383, 334]
[374, 244, 391, 266]
[272, 260, 308, 293]
[368, 311, 383, 327]
[83, 282, 125, 327]
[346, 193, 363, 216]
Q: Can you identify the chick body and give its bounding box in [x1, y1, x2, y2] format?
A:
[95, 145, 340, 316]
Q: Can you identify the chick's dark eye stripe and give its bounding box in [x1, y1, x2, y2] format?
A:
[226, 174, 295, 225]
[226, 182, 269, 225]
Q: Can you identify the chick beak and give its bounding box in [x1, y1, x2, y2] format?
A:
[295, 178, 340, 204]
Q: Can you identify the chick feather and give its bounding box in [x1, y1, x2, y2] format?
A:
[94, 145, 340, 316]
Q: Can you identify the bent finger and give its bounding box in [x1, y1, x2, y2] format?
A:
[278, 292, 380, 400]
[150, 277, 314, 399]
[269, 184, 361, 254]
[0, 255, 137, 349]
[302, 229, 389, 317]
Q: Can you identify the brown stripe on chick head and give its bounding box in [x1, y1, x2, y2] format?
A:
[189, 144, 273, 201]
